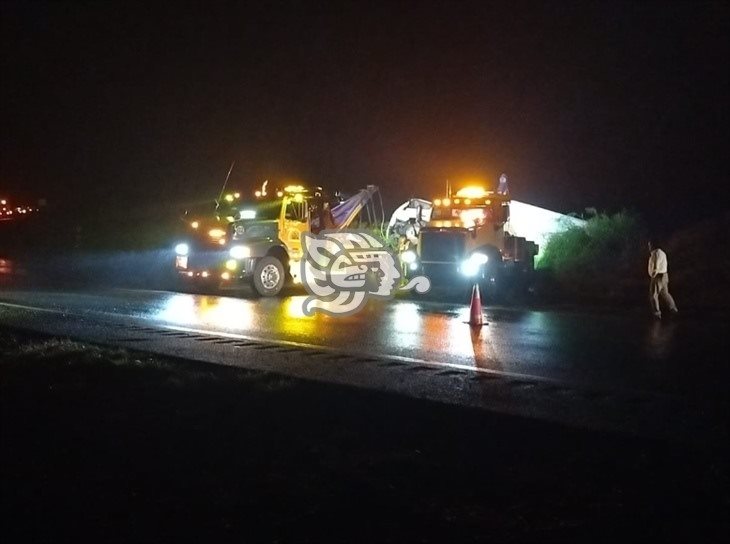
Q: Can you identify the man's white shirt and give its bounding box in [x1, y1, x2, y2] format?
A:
[648, 248, 668, 277]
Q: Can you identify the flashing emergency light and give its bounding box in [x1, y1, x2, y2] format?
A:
[455, 186, 489, 199]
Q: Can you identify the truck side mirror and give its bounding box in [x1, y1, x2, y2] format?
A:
[501, 203, 510, 223]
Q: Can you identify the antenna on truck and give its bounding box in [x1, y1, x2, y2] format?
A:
[215, 161, 236, 210]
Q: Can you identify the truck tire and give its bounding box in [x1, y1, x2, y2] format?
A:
[252, 256, 286, 297]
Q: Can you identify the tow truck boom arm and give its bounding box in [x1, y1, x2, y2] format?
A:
[329, 185, 379, 230]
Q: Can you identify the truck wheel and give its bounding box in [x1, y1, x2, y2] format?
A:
[252, 256, 286, 296]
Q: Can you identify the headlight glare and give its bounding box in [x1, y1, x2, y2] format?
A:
[229, 245, 251, 259]
[175, 243, 189, 256]
[401, 250, 417, 264]
[470, 252, 489, 265]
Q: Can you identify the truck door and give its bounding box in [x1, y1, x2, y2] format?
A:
[280, 198, 309, 261]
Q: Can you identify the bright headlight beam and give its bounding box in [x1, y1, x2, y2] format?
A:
[460, 252, 489, 276]
[175, 243, 189, 256]
[460, 260, 480, 276]
[229, 245, 251, 259]
[401, 250, 417, 264]
[470, 252, 489, 265]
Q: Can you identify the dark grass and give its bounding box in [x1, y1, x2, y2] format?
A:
[1, 331, 727, 543]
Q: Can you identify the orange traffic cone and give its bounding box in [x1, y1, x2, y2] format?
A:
[469, 284, 484, 327]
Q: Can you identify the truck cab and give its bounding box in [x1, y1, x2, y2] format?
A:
[418, 186, 509, 283]
[398, 182, 537, 297]
[224, 185, 330, 296]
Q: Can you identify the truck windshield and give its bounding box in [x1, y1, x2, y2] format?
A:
[239, 199, 282, 221]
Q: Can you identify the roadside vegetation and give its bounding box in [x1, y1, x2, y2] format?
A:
[537, 211, 730, 309]
[536, 211, 646, 304]
[1, 329, 726, 542]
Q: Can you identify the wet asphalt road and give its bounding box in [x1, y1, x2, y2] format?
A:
[1, 285, 727, 400]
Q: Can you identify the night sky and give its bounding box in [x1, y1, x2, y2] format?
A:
[1, 1, 727, 230]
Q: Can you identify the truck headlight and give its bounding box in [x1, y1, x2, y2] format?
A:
[460, 252, 489, 276]
[401, 250, 417, 264]
[470, 252, 489, 265]
[229, 245, 251, 259]
[175, 243, 189, 256]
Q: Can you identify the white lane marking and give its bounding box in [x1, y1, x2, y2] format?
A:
[0, 301, 69, 314]
[161, 324, 559, 384]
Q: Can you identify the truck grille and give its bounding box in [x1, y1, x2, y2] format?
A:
[420, 230, 465, 263]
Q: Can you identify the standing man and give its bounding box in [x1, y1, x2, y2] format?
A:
[648, 239, 679, 319]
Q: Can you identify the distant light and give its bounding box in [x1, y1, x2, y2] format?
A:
[277, 191, 284, 197]
[240, 210, 256, 219]
[175, 243, 189, 256]
[191, 221, 199, 229]
[208, 228, 226, 239]
[294, 193, 304, 203]
[221, 272, 231, 280]
[409, 262, 418, 271]
[233, 192, 241, 199]
[225, 259, 238, 271]
[442, 198, 451, 206]
[186, 271, 194, 277]
[453, 199, 460, 204]
[284, 185, 305, 193]
[201, 271, 209, 278]
[224, 194, 234, 202]
[218, 238, 226, 245]
[464, 199, 471, 205]
[433, 199, 441, 206]
[255, 190, 262, 198]
[0, 199, 6, 205]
